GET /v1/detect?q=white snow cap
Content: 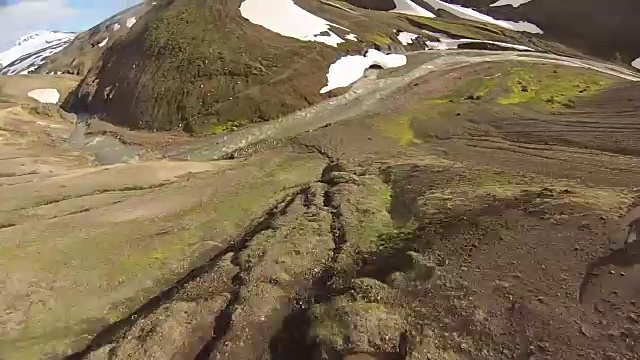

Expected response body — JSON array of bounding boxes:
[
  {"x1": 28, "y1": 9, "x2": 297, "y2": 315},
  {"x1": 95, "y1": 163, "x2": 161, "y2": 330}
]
[
  {"x1": 27, "y1": 89, "x2": 60, "y2": 104},
  {"x1": 239, "y1": 0, "x2": 348, "y2": 47},
  {"x1": 632, "y1": 57, "x2": 640, "y2": 70},
  {"x1": 490, "y1": 0, "x2": 534, "y2": 7},
  {"x1": 397, "y1": 31, "x2": 419, "y2": 45},
  {"x1": 98, "y1": 38, "x2": 109, "y2": 48},
  {"x1": 113, "y1": 23, "x2": 121, "y2": 32},
  {"x1": 392, "y1": 0, "x2": 436, "y2": 18},
  {"x1": 320, "y1": 49, "x2": 407, "y2": 93},
  {"x1": 0, "y1": 31, "x2": 76, "y2": 74},
  {"x1": 126, "y1": 17, "x2": 137, "y2": 28}
]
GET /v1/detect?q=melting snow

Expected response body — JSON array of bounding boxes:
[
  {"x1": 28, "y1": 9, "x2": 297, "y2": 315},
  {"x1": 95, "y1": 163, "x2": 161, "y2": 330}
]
[
  {"x1": 391, "y1": 0, "x2": 436, "y2": 18},
  {"x1": 632, "y1": 58, "x2": 640, "y2": 70},
  {"x1": 320, "y1": 49, "x2": 407, "y2": 93},
  {"x1": 500, "y1": 20, "x2": 543, "y2": 34},
  {"x1": 113, "y1": 23, "x2": 121, "y2": 32},
  {"x1": 490, "y1": 0, "x2": 534, "y2": 7},
  {"x1": 421, "y1": 0, "x2": 542, "y2": 33},
  {"x1": 27, "y1": 89, "x2": 60, "y2": 104},
  {"x1": 425, "y1": 38, "x2": 533, "y2": 51},
  {"x1": 126, "y1": 17, "x2": 137, "y2": 28},
  {"x1": 397, "y1": 31, "x2": 419, "y2": 45},
  {"x1": 98, "y1": 38, "x2": 109, "y2": 48},
  {"x1": 345, "y1": 34, "x2": 358, "y2": 41},
  {"x1": 239, "y1": 0, "x2": 348, "y2": 47}
]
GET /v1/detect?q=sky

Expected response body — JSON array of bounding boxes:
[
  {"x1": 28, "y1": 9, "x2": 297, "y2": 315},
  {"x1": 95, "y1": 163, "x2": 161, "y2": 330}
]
[{"x1": 0, "y1": 0, "x2": 141, "y2": 51}]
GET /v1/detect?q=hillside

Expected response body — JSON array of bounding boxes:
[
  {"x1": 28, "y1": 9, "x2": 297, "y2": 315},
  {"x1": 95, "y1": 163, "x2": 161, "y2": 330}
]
[
  {"x1": 33, "y1": 2, "x2": 154, "y2": 77},
  {"x1": 61, "y1": 0, "x2": 561, "y2": 133},
  {"x1": 436, "y1": 0, "x2": 640, "y2": 67}
]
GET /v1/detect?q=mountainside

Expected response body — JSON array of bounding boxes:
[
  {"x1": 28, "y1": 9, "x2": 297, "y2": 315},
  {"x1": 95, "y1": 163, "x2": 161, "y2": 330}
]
[
  {"x1": 33, "y1": 1, "x2": 154, "y2": 77},
  {"x1": 436, "y1": 0, "x2": 640, "y2": 67},
  {"x1": 0, "y1": 31, "x2": 76, "y2": 75},
  {"x1": 61, "y1": 0, "x2": 583, "y2": 133}
]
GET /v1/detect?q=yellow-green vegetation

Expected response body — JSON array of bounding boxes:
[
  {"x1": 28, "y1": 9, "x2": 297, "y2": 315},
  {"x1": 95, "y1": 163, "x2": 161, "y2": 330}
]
[
  {"x1": 377, "y1": 114, "x2": 420, "y2": 146},
  {"x1": 363, "y1": 32, "x2": 393, "y2": 46},
  {"x1": 497, "y1": 65, "x2": 612, "y2": 108},
  {"x1": 209, "y1": 120, "x2": 247, "y2": 135}
]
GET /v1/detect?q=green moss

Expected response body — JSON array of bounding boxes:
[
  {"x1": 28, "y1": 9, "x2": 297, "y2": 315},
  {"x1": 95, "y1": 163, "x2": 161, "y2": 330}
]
[
  {"x1": 309, "y1": 298, "x2": 403, "y2": 351},
  {"x1": 364, "y1": 32, "x2": 393, "y2": 46},
  {"x1": 209, "y1": 120, "x2": 247, "y2": 135},
  {"x1": 377, "y1": 114, "x2": 420, "y2": 146},
  {"x1": 497, "y1": 66, "x2": 612, "y2": 107}
]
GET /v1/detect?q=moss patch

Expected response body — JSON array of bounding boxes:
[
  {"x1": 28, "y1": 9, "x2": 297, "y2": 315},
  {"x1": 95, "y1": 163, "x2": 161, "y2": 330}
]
[
  {"x1": 376, "y1": 114, "x2": 420, "y2": 146},
  {"x1": 363, "y1": 32, "x2": 393, "y2": 46},
  {"x1": 497, "y1": 65, "x2": 612, "y2": 108},
  {"x1": 309, "y1": 295, "x2": 405, "y2": 354}
]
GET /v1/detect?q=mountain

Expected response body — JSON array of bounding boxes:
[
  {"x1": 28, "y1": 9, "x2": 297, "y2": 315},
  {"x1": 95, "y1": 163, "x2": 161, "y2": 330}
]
[
  {"x1": 0, "y1": 31, "x2": 76, "y2": 75},
  {"x1": 61, "y1": 0, "x2": 581, "y2": 134},
  {"x1": 34, "y1": 1, "x2": 154, "y2": 77},
  {"x1": 429, "y1": 0, "x2": 640, "y2": 66}
]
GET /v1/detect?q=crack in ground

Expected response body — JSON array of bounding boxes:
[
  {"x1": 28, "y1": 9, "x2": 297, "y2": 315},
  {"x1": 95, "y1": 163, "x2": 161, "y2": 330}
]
[
  {"x1": 64, "y1": 188, "x2": 304, "y2": 360},
  {"x1": 194, "y1": 190, "x2": 301, "y2": 360}
]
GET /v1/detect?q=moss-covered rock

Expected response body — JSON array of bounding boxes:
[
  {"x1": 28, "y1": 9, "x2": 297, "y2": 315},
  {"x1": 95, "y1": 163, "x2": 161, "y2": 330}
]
[{"x1": 309, "y1": 296, "x2": 406, "y2": 355}]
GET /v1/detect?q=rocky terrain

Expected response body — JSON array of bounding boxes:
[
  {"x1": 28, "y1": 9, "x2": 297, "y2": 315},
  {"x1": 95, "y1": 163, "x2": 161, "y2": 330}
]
[{"x1": 1, "y1": 1, "x2": 640, "y2": 360}]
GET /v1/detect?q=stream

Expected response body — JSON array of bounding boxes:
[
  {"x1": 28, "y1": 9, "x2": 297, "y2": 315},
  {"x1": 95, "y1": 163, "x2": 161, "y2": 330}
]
[{"x1": 68, "y1": 114, "x2": 140, "y2": 165}]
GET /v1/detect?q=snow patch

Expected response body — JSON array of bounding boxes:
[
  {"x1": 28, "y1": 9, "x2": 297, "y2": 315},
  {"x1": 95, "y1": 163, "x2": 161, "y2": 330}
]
[
  {"x1": 421, "y1": 0, "x2": 543, "y2": 33},
  {"x1": 27, "y1": 89, "x2": 60, "y2": 104},
  {"x1": 345, "y1": 34, "x2": 358, "y2": 41},
  {"x1": 425, "y1": 38, "x2": 534, "y2": 51},
  {"x1": 320, "y1": 49, "x2": 407, "y2": 93},
  {"x1": 632, "y1": 58, "x2": 640, "y2": 70},
  {"x1": 490, "y1": 0, "x2": 534, "y2": 7},
  {"x1": 500, "y1": 20, "x2": 543, "y2": 34},
  {"x1": 239, "y1": 0, "x2": 348, "y2": 47},
  {"x1": 126, "y1": 17, "x2": 137, "y2": 28},
  {"x1": 397, "y1": 31, "x2": 419, "y2": 45},
  {"x1": 113, "y1": 23, "x2": 121, "y2": 32},
  {"x1": 391, "y1": 0, "x2": 436, "y2": 18},
  {"x1": 98, "y1": 38, "x2": 109, "y2": 48}
]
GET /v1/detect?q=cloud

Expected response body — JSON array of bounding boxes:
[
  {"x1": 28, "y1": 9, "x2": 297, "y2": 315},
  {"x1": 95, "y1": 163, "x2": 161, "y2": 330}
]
[{"x1": 0, "y1": 0, "x2": 79, "y2": 51}]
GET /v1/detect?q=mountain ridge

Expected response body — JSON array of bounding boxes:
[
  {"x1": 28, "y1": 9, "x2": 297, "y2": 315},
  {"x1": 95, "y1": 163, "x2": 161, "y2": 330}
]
[{"x1": 0, "y1": 30, "x2": 77, "y2": 74}]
